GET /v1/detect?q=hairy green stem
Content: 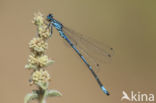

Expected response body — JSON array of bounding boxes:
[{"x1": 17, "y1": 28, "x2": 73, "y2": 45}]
[
  {"x1": 40, "y1": 97, "x2": 46, "y2": 103},
  {"x1": 39, "y1": 89, "x2": 46, "y2": 103}
]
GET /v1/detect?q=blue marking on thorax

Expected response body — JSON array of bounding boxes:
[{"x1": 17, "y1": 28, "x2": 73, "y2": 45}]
[
  {"x1": 53, "y1": 22, "x2": 62, "y2": 30},
  {"x1": 50, "y1": 19, "x2": 63, "y2": 31}
]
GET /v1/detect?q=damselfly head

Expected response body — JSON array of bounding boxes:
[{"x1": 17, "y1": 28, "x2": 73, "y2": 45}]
[{"x1": 47, "y1": 14, "x2": 53, "y2": 21}]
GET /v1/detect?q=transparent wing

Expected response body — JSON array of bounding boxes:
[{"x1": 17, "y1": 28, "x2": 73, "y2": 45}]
[{"x1": 63, "y1": 26, "x2": 114, "y2": 72}]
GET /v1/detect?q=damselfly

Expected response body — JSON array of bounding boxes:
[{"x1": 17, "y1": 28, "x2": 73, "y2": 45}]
[{"x1": 46, "y1": 14, "x2": 114, "y2": 95}]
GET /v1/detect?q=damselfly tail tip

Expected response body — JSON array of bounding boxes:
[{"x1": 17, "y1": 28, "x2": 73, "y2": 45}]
[
  {"x1": 106, "y1": 91, "x2": 110, "y2": 96},
  {"x1": 101, "y1": 86, "x2": 110, "y2": 96}
]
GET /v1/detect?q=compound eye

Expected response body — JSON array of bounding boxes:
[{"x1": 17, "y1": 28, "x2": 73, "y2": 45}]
[
  {"x1": 48, "y1": 14, "x2": 53, "y2": 18},
  {"x1": 47, "y1": 14, "x2": 54, "y2": 21}
]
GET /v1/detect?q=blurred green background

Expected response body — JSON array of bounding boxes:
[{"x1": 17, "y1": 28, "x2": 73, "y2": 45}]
[{"x1": 0, "y1": 0, "x2": 155, "y2": 103}]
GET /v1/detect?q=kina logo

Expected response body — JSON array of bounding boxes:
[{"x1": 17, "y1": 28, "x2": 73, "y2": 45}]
[{"x1": 121, "y1": 90, "x2": 154, "y2": 102}]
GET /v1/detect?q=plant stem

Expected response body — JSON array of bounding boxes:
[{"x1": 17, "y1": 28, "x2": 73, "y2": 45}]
[
  {"x1": 39, "y1": 88, "x2": 46, "y2": 103},
  {"x1": 40, "y1": 97, "x2": 46, "y2": 103}
]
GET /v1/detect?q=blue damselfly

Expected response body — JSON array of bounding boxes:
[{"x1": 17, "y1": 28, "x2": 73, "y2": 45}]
[{"x1": 46, "y1": 14, "x2": 114, "y2": 95}]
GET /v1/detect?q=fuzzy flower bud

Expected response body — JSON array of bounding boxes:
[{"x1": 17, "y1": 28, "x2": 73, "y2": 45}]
[
  {"x1": 32, "y1": 12, "x2": 44, "y2": 26},
  {"x1": 38, "y1": 25, "x2": 51, "y2": 39},
  {"x1": 38, "y1": 25, "x2": 47, "y2": 34},
  {"x1": 32, "y1": 69, "x2": 50, "y2": 84},
  {"x1": 29, "y1": 37, "x2": 48, "y2": 53},
  {"x1": 27, "y1": 54, "x2": 54, "y2": 68}
]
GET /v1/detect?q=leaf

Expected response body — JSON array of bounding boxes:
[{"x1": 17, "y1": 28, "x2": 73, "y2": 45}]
[
  {"x1": 25, "y1": 64, "x2": 37, "y2": 70},
  {"x1": 46, "y1": 90, "x2": 62, "y2": 97},
  {"x1": 47, "y1": 59, "x2": 55, "y2": 65},
  {"x1": 24, "y1": 91, "x2": 38, "y2": 103},
  {"x1": 36, "y1": 82, "x2": 48, "y2": 90}
]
